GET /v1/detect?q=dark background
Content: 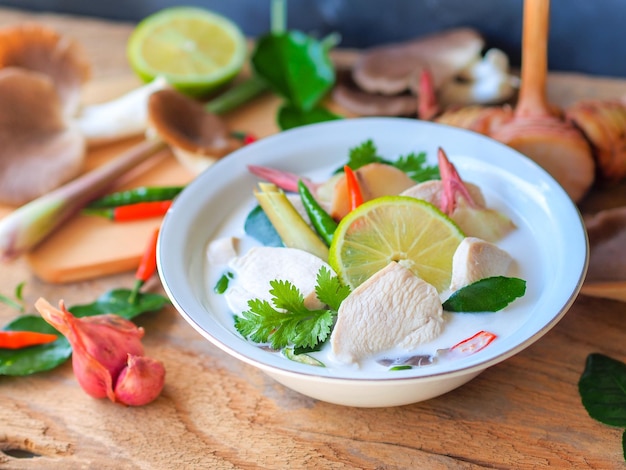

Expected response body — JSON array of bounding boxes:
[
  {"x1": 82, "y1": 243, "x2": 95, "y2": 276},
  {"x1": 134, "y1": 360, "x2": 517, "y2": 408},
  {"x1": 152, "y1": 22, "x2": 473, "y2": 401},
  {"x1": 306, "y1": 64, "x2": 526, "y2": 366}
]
[{"x1": 1, "y1": 0, "x2": 625, "y2": 77}]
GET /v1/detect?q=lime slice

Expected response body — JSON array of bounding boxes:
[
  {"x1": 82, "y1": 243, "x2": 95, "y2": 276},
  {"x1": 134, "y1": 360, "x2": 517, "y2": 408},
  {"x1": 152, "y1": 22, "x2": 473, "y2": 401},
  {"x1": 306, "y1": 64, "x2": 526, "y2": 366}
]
[
  {"x1": 329, "y1": 196, "x2": 465, "y2": 292},
  {"x1": 127, "y1": 7, "x2": 247, "y2": 96}
]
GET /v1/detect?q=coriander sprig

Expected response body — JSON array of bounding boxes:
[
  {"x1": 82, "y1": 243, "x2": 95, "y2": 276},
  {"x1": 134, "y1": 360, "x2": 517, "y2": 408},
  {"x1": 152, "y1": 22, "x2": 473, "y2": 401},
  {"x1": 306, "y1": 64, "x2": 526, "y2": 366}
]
[
  {"x1": 340, "y1": 139, "x2": 439, "y2": 182},
  {"x1": 234, "y1": 267, "x2": 350, "y2": 350}
]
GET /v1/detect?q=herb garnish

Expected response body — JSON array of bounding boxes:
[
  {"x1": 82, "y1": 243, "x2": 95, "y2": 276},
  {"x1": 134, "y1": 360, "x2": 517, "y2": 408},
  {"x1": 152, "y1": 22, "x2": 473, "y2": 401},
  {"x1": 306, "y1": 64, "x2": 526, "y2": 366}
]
[
  {"x1": 443, "y1": 277, "x2": 527, "y2": 312},
  {"x1": 250, "y1": 0, "x2": 341, "y2": 130},
  {"x1": 235, "y1": 266, "x2": 350, "y2": 350},
  {"x1": 579, "y1": 353, "x2": 626, "y2": 461},
  {"x1": 341, "y1": 139, "x2": 440, "y2": 182}
]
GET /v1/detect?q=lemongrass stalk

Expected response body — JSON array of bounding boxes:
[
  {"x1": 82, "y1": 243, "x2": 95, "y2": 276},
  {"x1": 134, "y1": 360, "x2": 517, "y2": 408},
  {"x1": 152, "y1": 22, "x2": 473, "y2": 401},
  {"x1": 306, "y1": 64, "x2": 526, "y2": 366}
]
[
  {"x1": 0, "y1": 138, "x2": 167, "y2": 261},
  {"x1": 254, "y1": 183, "x2": 329, "y2": 261}
]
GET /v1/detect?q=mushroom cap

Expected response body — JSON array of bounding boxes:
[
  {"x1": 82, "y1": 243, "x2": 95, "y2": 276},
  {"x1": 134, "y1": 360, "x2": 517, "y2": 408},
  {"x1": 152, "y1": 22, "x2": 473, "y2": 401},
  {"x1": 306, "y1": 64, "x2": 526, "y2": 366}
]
[
  {"x1": 0, "y1": 22, "x2": 91, "y2": 117},
  {"x1": 148, "y1": 89, "x2": 241, "y2": 173},
  {"x1": 352, "y1": 28, "x2": 484, "y2": 96},
  {"x1": 0, "y1": 67, "x2": 85, "y2": 205},
  {"x1": 331, "y1": 69, "x2": 417, "y2": 117}
]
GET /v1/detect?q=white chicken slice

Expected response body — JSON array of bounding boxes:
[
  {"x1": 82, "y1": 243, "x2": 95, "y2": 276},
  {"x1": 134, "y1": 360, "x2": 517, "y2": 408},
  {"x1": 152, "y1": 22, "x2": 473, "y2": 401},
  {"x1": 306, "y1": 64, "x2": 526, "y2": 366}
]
[
  {"x1": 206, "y1": 236, "x2": 238, "y2": 265},
  {"x1": 224, "y1": 246, "x2": 331, "y2": 315},
  {"x1": 330, "y1": 262, "x2": 444, "y2": 365},
  {"x1": 449, "y1": 237, "x2": 513, "y2": 291}
]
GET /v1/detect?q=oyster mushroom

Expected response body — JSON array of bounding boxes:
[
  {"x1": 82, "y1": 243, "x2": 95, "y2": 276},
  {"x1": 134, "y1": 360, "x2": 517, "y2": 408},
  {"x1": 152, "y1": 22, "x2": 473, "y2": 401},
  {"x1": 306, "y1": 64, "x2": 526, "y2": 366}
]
[
  {"x1": 332, "y1": 69, "x2": 418, "y2": 117},
  {"x1": 0, "y1": 23, "x2": 90, "y2": 117},
  {"x1": 352, "y1": 28, "x2": 484, "y2": 96},
  {"x1": 438, "y1": 48, "x2": 519, "y2": 107},
  {"x1": 0, "y1": 67, "x2": 85, "y2": 205},
  {"x1": 147, "y1": 88, "x2": 243, "y2": 174}
]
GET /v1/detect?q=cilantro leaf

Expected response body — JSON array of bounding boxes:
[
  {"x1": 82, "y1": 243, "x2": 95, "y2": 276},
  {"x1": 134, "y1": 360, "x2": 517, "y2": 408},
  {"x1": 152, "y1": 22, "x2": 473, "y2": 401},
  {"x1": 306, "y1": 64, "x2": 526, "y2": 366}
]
[
  {"x1": 234, "y1": 268, "x2": 349, "y2": 350},
  {"x1": 344, "y1": 139, "x2": 389, "y2": 170},
  {"x1": 315, "y1": 266, "x2": 351, "y2": 311},
  {"x1": 340, "y1": 139, "x2": 438, "y2": 182},
  {"x1": 394, "y1": 151, "x2": 440, "y2": 182}
]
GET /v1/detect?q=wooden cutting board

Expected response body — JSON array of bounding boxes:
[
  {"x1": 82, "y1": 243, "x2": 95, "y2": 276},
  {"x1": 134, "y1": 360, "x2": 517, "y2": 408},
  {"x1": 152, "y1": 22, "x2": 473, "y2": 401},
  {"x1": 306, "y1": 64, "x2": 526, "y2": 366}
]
[{"x1": 0, "y1": 76, "x2": 283, "y2": 283}]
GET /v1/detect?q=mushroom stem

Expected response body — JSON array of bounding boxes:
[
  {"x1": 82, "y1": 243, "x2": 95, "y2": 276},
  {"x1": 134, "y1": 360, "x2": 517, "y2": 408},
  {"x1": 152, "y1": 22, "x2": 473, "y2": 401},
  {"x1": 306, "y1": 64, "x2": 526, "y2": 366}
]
[
  {"x1": 76, "y1": 77, "x2": 169, "y2": 146},
  {"x1": 0, "y1": 138, "x2": 167, "y2": 261}
]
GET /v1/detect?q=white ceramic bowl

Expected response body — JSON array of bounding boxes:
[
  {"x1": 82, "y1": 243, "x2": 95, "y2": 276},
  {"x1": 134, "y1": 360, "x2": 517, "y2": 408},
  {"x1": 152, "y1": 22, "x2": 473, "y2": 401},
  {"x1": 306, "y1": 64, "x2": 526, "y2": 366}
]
[{"x1": 158, "y1": 117, "x2": 588, "y2": 407}]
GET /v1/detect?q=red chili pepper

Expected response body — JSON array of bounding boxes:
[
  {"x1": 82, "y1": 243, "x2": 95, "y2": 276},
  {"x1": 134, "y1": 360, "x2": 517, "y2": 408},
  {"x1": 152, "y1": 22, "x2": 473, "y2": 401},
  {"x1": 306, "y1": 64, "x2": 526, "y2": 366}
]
[
  {"x1": 344, "y1": 165, "x2": 364, "y2": 211},
  {"x1": 0, "y1": 330, "x2": 58, "y2": 349},
  {"x1": 450, "y1": 330, "x2": 497, "y2": 356},
  {"x1": 110, "y1": 200, "x2": 172, "y2": 222},
  {"x1": 129, "y1": 228, "x2": 160, "y2": 304},
  {"x1": 243, "y1": 133, "x2": 257, "y2": 145},
  {"x1": 231, "y1": 130, "x2": 258, "y2": 145}
]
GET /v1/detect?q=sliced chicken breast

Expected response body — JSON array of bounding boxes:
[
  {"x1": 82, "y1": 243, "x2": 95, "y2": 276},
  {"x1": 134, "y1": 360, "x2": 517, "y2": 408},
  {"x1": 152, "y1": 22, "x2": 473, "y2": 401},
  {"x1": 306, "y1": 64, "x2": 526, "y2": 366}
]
[
  {"x1": 330, "y1": 262, "x2": 444, "y2": 365},
  {"x1": 224, "y1": 246, "x2": 331, "y2": 314},
  {"x1": 449, "y1": 237, "x2": 513, "y2": 291}
]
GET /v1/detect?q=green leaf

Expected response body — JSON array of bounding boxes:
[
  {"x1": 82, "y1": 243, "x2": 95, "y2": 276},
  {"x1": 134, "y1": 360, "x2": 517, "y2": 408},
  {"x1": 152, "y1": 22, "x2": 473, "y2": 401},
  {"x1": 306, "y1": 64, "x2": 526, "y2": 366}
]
[
  {"x1": 344, "y1": 139, "x2": 388, "y2": 170},
  {"x1": 277, "y1": 104, "x2": 342, "y2": 130},
  {"x1": 0, "y1": 289, "x2": 169, "y2": 376},
  {"x1": 394, "y1": 152, "x2": 440, "y2": 182},
  {"x1": 251, "y1": 31, "x2": 335, "y2": 112},
  {"x1": 315, "y1": 266, "x2": 351, "y2": 311},
  {"x1": 0, "y1": 316, "x2": 71, "y2": 376},
  {"x1": 244, "y1": 205, "x2": 283, "y2": 247},
  {"x1": 443, "y1": 277, "x2": 526, "y2": 312},
  {"x1": 234, "y1": 274, "x2": 339, "y2": 350},
  {"x1": 579, "y1": 353, "x2": 626, "y2": 427},
  {"x1": 339, "y1": 140, "x2": 438, "y2": 181},
  {"x1": 68, "y1": 289, "x2": 169, "y2": 320}
]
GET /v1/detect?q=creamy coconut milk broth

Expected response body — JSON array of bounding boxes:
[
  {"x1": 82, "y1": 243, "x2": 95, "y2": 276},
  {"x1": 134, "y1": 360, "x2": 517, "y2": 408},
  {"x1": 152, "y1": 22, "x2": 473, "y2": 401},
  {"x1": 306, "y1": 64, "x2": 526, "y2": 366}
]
[{"x1": 202, "y1": 159, "x2": 544, "y2": 375}]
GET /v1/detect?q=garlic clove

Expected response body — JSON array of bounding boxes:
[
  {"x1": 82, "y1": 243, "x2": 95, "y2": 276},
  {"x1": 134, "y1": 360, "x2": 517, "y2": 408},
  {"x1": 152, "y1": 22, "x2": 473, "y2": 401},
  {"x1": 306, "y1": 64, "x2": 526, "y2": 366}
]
[{"x1": 113, "y1": 354, "x2": 166, "y2": 406}]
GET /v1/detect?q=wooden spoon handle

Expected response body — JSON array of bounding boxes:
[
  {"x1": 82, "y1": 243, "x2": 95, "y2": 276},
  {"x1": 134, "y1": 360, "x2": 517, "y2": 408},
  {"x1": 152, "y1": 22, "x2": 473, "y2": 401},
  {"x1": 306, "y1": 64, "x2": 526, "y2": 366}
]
[{"x1": 516, "y1": 0, "x2": 551, "y2": 117}]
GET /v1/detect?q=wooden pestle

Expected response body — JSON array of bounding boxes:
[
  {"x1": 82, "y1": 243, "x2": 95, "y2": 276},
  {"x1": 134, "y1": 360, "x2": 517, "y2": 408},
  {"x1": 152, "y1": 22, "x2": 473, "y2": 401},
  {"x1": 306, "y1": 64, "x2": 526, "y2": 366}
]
[{"x1": 491, "y1": 0, "x2": 595, "y2": 202}]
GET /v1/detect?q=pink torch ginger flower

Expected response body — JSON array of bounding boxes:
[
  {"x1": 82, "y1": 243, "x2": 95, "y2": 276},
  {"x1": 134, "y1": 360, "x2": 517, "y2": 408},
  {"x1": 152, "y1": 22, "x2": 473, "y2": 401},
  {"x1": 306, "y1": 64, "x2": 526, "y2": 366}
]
[{"x1": 35, "y1": 297, "x2": 165, "y2": 406}]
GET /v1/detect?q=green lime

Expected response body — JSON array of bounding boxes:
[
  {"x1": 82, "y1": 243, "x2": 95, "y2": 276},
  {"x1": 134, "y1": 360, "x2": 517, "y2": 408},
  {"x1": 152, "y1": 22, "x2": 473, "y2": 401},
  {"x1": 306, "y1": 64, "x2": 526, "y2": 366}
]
[
  {"x1": 329, "y1": 196, "x2": 465, "y2": 292},
  {"x1": 127, "y1": 7, "x2": 247, "y2": 96}
]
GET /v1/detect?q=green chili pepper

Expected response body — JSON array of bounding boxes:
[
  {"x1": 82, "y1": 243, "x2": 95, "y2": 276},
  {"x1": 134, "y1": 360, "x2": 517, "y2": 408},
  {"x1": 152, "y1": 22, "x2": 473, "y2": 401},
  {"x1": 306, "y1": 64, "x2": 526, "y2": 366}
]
[
  {"x1": 87, "y1": 186, "x2": 185, "y2": 209},
  {"x1": 297, "y1": 180, "x2": 337, "y2": 246}
]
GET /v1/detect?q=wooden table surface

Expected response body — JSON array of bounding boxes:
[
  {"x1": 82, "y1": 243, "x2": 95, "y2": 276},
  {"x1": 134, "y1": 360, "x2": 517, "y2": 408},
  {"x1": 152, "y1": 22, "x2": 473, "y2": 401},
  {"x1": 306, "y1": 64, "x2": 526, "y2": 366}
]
[{"x1": 1, "y1": 7, "x2": 626, "y2": 470}]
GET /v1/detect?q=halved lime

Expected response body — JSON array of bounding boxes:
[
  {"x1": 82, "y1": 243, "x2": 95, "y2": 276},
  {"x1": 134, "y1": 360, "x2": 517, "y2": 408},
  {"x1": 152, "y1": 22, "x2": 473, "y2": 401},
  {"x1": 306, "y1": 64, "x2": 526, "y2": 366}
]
[
  {"x1": 329, "y1": 196, "x2": 465, "y2": 292},
  {"x1": 127, "y1": 7, "x2": 247, "y2": 96}
]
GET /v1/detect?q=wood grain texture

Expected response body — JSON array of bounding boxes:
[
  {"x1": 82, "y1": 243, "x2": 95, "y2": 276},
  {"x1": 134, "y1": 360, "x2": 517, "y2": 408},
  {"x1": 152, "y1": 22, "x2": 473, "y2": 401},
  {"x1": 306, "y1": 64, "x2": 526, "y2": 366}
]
[{"x1": 1, "y1": 7, "x2": 626, "y2": 470}]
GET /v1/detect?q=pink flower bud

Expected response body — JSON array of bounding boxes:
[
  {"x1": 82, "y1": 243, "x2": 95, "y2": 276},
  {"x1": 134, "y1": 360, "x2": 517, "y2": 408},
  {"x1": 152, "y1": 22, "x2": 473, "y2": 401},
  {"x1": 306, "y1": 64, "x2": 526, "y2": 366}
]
[
  {"x1": 35, "y1": 298, "x2": 159, "y2": 403},
  {"x1": 114, "y1": 354, "x2": 166, "y2": 406}
]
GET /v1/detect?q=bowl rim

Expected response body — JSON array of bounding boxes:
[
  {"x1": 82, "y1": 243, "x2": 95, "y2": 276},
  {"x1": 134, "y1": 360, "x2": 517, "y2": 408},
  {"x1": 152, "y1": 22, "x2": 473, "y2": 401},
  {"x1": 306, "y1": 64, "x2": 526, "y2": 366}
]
[{"x1": 158, "y1": 116, "x2": 589, "y2": 383}]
